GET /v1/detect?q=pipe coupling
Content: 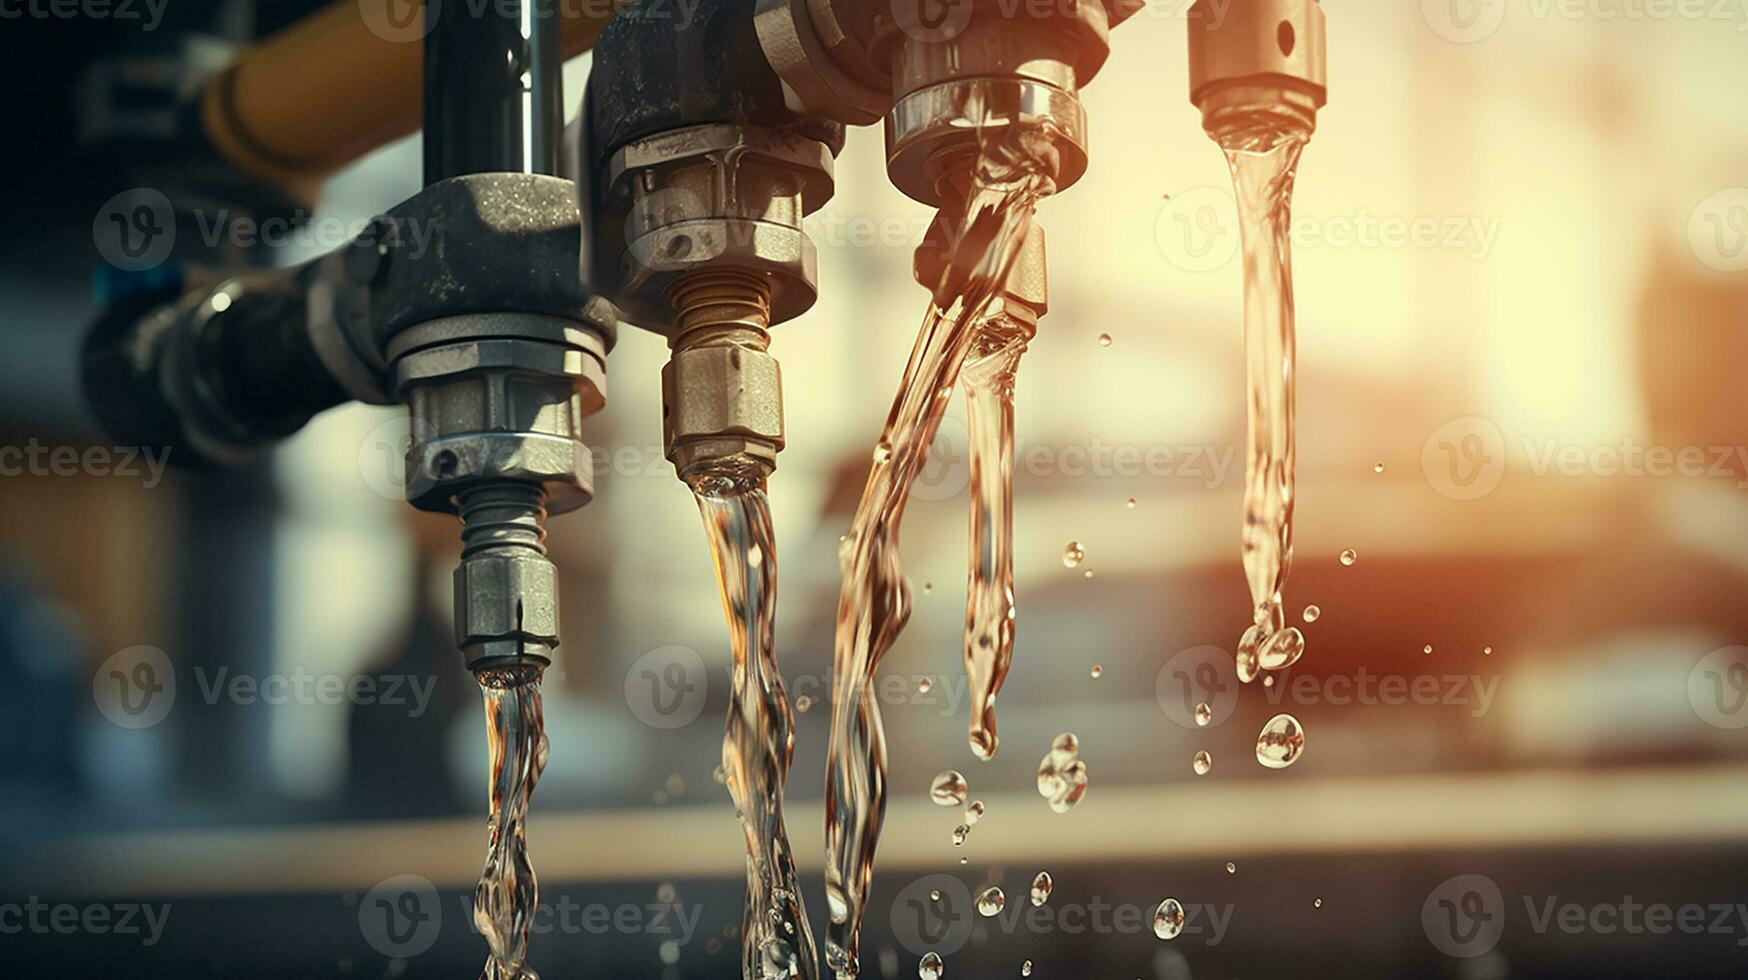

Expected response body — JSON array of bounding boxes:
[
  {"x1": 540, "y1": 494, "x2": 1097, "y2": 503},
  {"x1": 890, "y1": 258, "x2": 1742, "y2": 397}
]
[
  {"x1": 597, "y1": 123, "x2": 836, "y2": 333},
  {"x1": 388, "y1": 311, "x2": 610, "y2": 516},
  {"x1": 663, "y1": 271, "x2": 785, "y2": 485}
]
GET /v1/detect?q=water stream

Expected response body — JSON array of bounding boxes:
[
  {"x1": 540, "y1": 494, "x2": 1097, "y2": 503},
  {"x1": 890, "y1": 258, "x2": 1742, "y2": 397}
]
[
  {"x1": 961, "y1": 316, "x2": 1031, "y2": 761},
  {"x1": 823, "y1": 132, "x2": 1058, "y2": 980},
  {"x1": 1222, "y1": 130, "x2": 1311, "y2": 684},
  {"x1": 473, "y1": 666, "x2": 549, "y2": 980},
  {"x1": 692, "y1": 474, "x2": 818, "y2": 980}
]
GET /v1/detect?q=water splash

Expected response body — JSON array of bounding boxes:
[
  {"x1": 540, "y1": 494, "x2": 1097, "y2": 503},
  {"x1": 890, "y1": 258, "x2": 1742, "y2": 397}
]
[
  {"x1": 823, "y1": 131, "x2": 1059, "y2": 980},
  {"x1": 1222, "y1": 131, "x2": 1310, "y2": 684},
  {"x1": 693, "y1": 475, "x2": 818, "y2": 980},
  {"x1": 474, "y1": 666, "x2": 549, "y2": 980}
]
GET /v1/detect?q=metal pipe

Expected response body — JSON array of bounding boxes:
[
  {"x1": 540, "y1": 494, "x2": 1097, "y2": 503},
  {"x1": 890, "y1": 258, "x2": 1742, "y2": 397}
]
[
  {"x1": 200, "y1": 0, "x2": 615, "y2": 193},
  {"x1": 423, "y1": 0, "x2": 564, "y2": 183}
]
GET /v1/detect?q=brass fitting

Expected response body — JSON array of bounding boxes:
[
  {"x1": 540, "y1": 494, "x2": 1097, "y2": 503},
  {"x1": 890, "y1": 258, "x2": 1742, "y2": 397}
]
[
  {"x1": 663, "y1": 271, "x2": 786, "y2": 485},
  {"x1": 1188, "y1": 0, "x2": 1328, "y2": 143}
]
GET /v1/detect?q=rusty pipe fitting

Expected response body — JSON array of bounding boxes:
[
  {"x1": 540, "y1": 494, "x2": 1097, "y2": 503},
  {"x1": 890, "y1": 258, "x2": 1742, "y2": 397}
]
[{"x1": 662, "y1": 271, "x2": 786, "y2": 484}]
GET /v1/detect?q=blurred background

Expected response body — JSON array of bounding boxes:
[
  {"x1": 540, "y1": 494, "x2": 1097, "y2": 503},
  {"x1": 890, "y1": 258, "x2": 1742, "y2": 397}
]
[{"x1": 3, "y1": 1, "x2": 1748, "y2": 977}]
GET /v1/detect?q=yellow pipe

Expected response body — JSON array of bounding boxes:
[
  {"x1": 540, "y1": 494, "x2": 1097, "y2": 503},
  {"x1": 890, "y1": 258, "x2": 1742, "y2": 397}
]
[{"x1": 201, "y1": 0, "x2": 617, "y2": 198}]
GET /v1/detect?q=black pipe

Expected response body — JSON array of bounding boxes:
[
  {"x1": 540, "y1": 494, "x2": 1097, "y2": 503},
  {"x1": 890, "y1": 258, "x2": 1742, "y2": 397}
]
[{"x1": 423, "y1": 0, "x2": 563, "y2": 183}]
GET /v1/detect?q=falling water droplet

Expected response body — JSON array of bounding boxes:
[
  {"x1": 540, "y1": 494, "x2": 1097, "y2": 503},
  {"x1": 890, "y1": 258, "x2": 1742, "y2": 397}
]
[
  {"x1": 1082, "y1": 569, "x2": 1094, "y2": 580},
  {"x1": 931, "y1": 770, "x2": 969, "y2": 807},
  {"x1": 920, "y1": 951, "x2": 945, "y2": 980},
  {"x1": 922, "y1": 581, "x2": 934, "y2": 594},
  {"x1": 952, "y1": 825, "x2": 970, "y2": 846},
  {"x1": 965, "y1": 800, "x2": 985, "y2": 826},
  {"x1": 1125, "y1": 497, "x2": 1138, "y2": 509},
  {"x1": 1259, "y1": 627, "x2": 1306, "y2": 671},
  {"x1": 1374, "y1": 462, "x2": 1385, "y2": 474},
  {"x1": 1302, "y1": 604, "x2": 1321, "y2": 623},
  {"x1": 1313, "y1": 898, "x2": 1323, "y2": 909},
  {"x1": 1423, "y1": 645, "x2": 1434, "y2": 655},
  {"x1": 1225, "y1": 862, "x2": 1236, "y2": 874},
  {"x1": 1194, "y1": 703, "x2": 1212, "y2": 727},
  {"x1": 1089, "y1": 665, "x2": 1103, "y2": 679},
  {"x1": 1029, "y1": 872, "x2": 1053, "y2": 907},
  {"x1": 1035, "y1": 733, "x2": 1089, "y2": 813},
  {"x1": 1021, "y1": 960, "x2": 1033, "y2": 977},
  {"x1": 1097, "y1": 333, "x2": 1113, "y2": 348},
  {"x1": 1339, "y1": 548, "x2": 1358, "y2": 567},
  {"x1": 1256, "y1": 713, "x2": 1306, "y2": 769},
  {"x1": 976, "y1": 887, "x2": 1006, "y2": 917},
  {"x1": 1153, "y1": 899, "x2": 1187, "y2": 940},
  {"x1": 919, "y1": 676, "x2": 934, "y2": 694},
  {"x1": 1483, "y1": 646, "x2": 1494, "y2": 655},
  {"x1": 1263, "y1": 675, "x2": 1275, "y2": 688},
  {"x1": 931, "y1": 890, "x2": 941, "y2": 902},
  {"x1": 796, "y1": 695, "x2": 814, "y2": 714},
  {"x1": 1192, "y1": 751, "x2": 1212, "y2": 776},
  {"x1": 1062, "y1": 542, "x2": 1085, "y2": 569},
  {"x1": 1236, "y1": 625, "x2": 1263, "y2": 684}
]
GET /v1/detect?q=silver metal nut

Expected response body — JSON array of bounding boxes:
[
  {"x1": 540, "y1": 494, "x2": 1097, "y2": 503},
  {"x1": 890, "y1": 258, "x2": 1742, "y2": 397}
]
[
  {"x1": 454, "y1": 553, "x2": 559, "y2": 649},
  {"x1": 662, "y1": 344, "x2": 784, "y2": 453}
]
